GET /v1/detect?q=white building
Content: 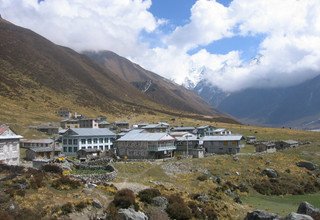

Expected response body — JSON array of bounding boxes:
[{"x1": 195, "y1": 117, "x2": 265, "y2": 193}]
[
  {"x1": 61, "y1": 128, "x2": 116, "y2": 156},
  {"x1": 0, "y1": 125, "x2": 23, "y2": 165}
]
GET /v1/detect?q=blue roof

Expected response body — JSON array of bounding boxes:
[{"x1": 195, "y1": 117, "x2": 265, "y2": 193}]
[{"x1": 117, "y1": 132, "x2": 174, "y2": 141}]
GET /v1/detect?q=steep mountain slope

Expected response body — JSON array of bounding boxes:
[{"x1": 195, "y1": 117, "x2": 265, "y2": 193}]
[
  {"x1": 85, "y1": 51, "x2": 216, "y2": 115},
  {"x1": 0, "y1": 18, "x2": 236, "y2": 125},
  {"x1": 195, "y1": 74, "x2": 320, "y2": 128}
]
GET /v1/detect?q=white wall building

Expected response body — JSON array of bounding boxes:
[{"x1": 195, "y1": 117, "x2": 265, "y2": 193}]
[
  {"x1": 0, "y1": 125, "x2": 23, "y2": 165},
  {"x1": 61, "y1": 128, "x2": 116, "y2": 156}
]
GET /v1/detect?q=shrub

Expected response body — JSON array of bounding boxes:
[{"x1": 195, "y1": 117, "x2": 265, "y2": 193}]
[
  {"x1": 138, "y1": 188, "x2": 161, "y2": 204},
  {"x1": 61, "y1": 202, "x2": 73, "y2": 215},
  {"x1": 75, "y1": 201, "x2": 89, "y2": 212},
  {"x1": 112, "y1": 189, "x2": 136, "y2": 209},
  {"x1": 51, "y1": 176, "x2": 81, "y2": 190},
  {"x1": 197, "y1": 174, "x2": 208, "y2": 182},
  {"x1": 203, "y1": 206, "x2": 218, "y2": 220},
  {"x1": 188, "y1": 201, "x2": 205, "y2": 219},
  {"x1": 30, "y1": 172, "x2": 46, "y2": 189},
  {"x1": 166, "y1": 201, "x2": 192, "y2": 220},
  {"x1": 42, "y1": 164, "x2": 63, "y2": 174},
  {"x1": 0, "y1": 210, "x2": 13, "y2": 220}
]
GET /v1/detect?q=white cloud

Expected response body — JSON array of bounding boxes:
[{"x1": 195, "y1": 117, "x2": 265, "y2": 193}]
[{"x1": 1, "y1": 0, "x2": 320, "y2": 92}]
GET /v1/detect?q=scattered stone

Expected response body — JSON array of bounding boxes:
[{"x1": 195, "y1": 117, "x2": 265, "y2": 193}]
[
  {"x1": 117, "y1": 208, "x2": 148, "y2": 220},
  {"x1": 266, "y1": 160, "x2": 271, "y2": 165},
  {"x1": 234, "y1": 196, "x2": 242, "y2": 204},
  {"x1": 233, "y1": 156, "x2": 239, "y2": 162},
  {"x1": 245, "y1": 210, "x2": 280, "y2": 220},
  {"x1": 236, "y1": 171, "x2": 240, "y2": 176},
  {"x1": 296, "y1": 161, "x2": 318, "y2": 171},
  {"x1": 297, "y1": 202, "x2": 320, "y2": 219},
  {"x1": 261, "y1": 168, "x2": 278, "y2": 178},
  {"x1": 87, "y1": 183, "x2": 97, "y2": 189},
  {"x1": 92, "y1": 200, "x2": 103, "y2": 209},
  {"x1": 225, "y1": 172, "x2": 231, "y2": 176},
  {"x1": 196, "y1": 194, "x2": 211, "y2": 203},
  {"x1": 284, "y1": 212, "x2": 313, "y2": 220},
  {"x1": 151, "y1": 196, "x2": 168, "y2": 209},
  {"x1": 224, "y1": 189, "x2": 236, "y2": 198}
]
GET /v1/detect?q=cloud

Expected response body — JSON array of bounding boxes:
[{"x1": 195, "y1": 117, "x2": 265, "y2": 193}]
[
  {"x1": 1, "y1": 0, "x2": 320, "y2": 92},
  {"x1": 0, "y1": 0, "x2": 158, "y2": 56}
]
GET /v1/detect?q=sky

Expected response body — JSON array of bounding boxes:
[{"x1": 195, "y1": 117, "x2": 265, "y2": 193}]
[{"x1": 1, "y1": 0, "x2": 320, "y2": 92}]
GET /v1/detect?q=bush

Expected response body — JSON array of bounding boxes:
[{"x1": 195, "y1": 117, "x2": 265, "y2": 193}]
[
  {"x1": 188, "y1": 201, "x2": 205, "y2": 219},
  {"x1": 75, "y1": 201, "x2": 89, "y2": 212},
  {"x1": 203, "y1": 206, "x2": 218, "y2": 220},
  {"x1": 30, "y1": 172, "x2": 46, "y2": 189},
  {"x1": 0, "y1": 210, "x2": 13, "y2": 220},
  {"x1": 42, "y1": 164, "x2": 63, "y2": 174},
  {"x1": 51, "y1": 176, "x2": 81, "y2": 190},
  {"x1": 166, "y1": 201, "x2": 192, "y2": 220},
  {"x1": 113, "y1": 189, "x2": 136, "y2": 209},
  {"x1": 61, "y1": 202, "x2": 73, "y2": 215},
  {"x1": 197, "y1": 174, "x2": 209, "y2": 182},
  {"x1": 138, "y1": 188, "x2": 161, "y2": 204}
]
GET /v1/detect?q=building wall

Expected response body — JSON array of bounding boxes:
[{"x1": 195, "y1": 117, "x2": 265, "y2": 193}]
[
  {"x1": 62, "y1": 135, "x2": 115, "y2": 156},
  {"x1": 21, "y1": 142, "x2": 53, "y2": 148},
  {"x1": 116, "y1": 141, "x2": 149, "y2": 159},
  {"x1": 0, "y1": 139, "x2": 20, "y2": 165},
  {"x1": 203, "y1": 140, "x2": 240, "y2": 154}
]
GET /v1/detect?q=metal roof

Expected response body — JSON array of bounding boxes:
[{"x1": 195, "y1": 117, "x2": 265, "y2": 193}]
[
  {"x1": 197, "y1": 125, "x2": 214, "y2": 129},
  {"x1": 117, "y1": 132, "x2": 174, "y2": 141},
  {"x1": 171, "y1": 127, "x2": 195, "y2": 131},
  {"x1": 77, "y1": 148, "x2": 101, "y2": 153},
  {"x1": 66, "y1": 128, "x2": 116, "y2": 137},
  {"x1": 202, "y1": 135, "x2": 244, "y2": 141},
  {"x1": 283, "y1": 140, "x2": 299, "y2": 144},
  {"x1": 29, "y1": 146, "x2": 62, "y2": 153},
  {"x1": 21, "y1": 139, "x2": 54, "y2": 144},
  {"x1": 142, "y1": 124, "x2": 168, "y2": 129}
]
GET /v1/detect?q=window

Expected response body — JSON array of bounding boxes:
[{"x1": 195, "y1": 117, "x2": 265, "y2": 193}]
[
  {"x1": 104, "y1": 138, "x2": 108, "y2": 143},
  {"x1": 68, "y1": 147, "x2": 72, "y2": 152},
  {"x1": 81, "y1": 139, "x2": 86, "y2": 144},
  {"x1": 68, "y1": 139, "x2": 72, "y2": 145},
  {"x1": 63, "y1": 139, "x2": 67, "y2": 145},
  {"x1": 73, "y1": 139, "x2": 78, "y2": 145},
  {"x1": 63, "y1": 147, "x2": 67, "y2": 152},
  {"x1": 232, "y1": 141, "x2": 237, "y2": 146},
  {"x1": 88, "y1": 146, "x2": 92, "y2": 149},
  {"x1": 99, "y1": 146, "x2": 104, "y2": 150},
  {"x1": 94, "y1": 146, "x2": 98, "y2": 149},
  {"x1": 93, "y1": 138, "x2": 98, "y2": 144},
  {"x1": 0, "y1": 146, "x2": 3, "y2": 153},
  {"x1": 99, "y1": 138, "x2": 103, "y2": 143},
  {"x1": 73, "y1": 147, "x2": 78, "y2": 152},
  {"x1": 87, "y1": 139, "x2": 92, "y2": 144},
  {"x1": 223, "y1": 141, "x2": 228, "y2": 146},
  {"x1": 81, "y1": 147, "x2": 85, "y2": 149}
]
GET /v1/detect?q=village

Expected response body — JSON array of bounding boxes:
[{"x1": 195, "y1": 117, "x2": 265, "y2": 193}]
[{"x1": 0, "y1": 107, "x2": 302, "y2": 169}]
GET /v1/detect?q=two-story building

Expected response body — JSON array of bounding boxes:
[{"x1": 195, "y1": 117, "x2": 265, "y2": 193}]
[
  {"x1": 171, "y1": 126, "x2": 196, "y2": 133},
  {"x1": 20, "y1": 139, "x2": 54, "y2": 148},
  {"x1": 196, "y1": 125, "x2": 216, "y2": 137},
  {"x1": 78, "y1": 118, "x2": 99, "y2": 128},
  {"x1": 141, "y1": 123, "x2": 169, "y2": 133},
  {"x1": 61, "y1": 128, "x2": 116, "y2": 156},
  {"x1": 202, "y1": 135, "x2": 244, "y2": 154},
  {"x1": 116, "y1": 132, "x2": 176, "y2": 159},
  {"x1": 0, "y1": 125, "x2": 23, "y2": 165}
]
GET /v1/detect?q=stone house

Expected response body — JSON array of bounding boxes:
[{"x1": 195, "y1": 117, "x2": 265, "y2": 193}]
[
  {"x1": 77, "y1": 149, "x2": 101, "y2": 162},
  {"x1": 171, "y1": 132, "x2": 200, "y2": 156},
  {"x1": 20, "y1": 139, "x2": 54, "y2": 148},
  {"x1": 31, "y1": 124, "x2": 59, "y2": 135},
  {"x1": 196, "y1": 125, "x2": 216, "y2": 137},
  {"x1": 246, "y1": 136, "x2": 257, "y2": 144},
  {"x1": 57, "y1": 107, "x2": 72, "y2": 118},
  {"x1": 202, "y1": 135, "x2": 244, "y2": 154},
  {"x1": 255, "y1": 142, "x2": 276, "y2": 153},
  {"x1": 116, "y1": 132, "x2": 176, "y2": 159},
  {"x1": 113, "y1": 121, "x2": 130, "y2": 130},
  {"x1": 60, "y1": 119, "x2": 80, "y2": 129},
  {"x1": 171, "y1": 126, "x2": 196, "y2": 133},
  {"x1": 275, "y1": 140, "x2": 299, "y2": 150},
  {"x1": 61, "y1": 128, "x2": 116, "y2": 156},
  {"x1": 26, "y1": 146, "x2": 62, "y2": 161},
  {"x1": 141, "y1": 123, "x2": 169, "y2": 133},
  {"x1": 79, "y1": 118, "x2": 99, "y2": 128},
  {"x1": 213, "y1": 128, "x2": 232, "y2": 135},
  {"x1": 0, "y1": 125, "x2": 23, "y2": 165}
]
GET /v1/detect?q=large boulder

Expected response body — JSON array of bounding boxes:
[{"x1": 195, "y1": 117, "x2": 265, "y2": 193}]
[
  {"x1": 284, "y1": 212, "x2": 313, "y2": 220},
  {"x1": 297, "y1": 202, "x2": 320, "y2": 219},
  {"x1": 151, "y1": 196, "x2": 168, "y2": 209},
  {"x1": 261, "y1": 168, "x2": 278, "y2": 178},
  {"x1": 245, "y1": 210, "x2": 280, "y2": 220},
  {"x1": 296, "y1": 161, "x2": 318, "y2": 171},
  {"x1": 117, "y1": 208, "x2": 148, "y2": 220}
]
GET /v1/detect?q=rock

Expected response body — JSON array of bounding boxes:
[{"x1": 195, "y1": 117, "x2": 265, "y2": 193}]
[
  {"x1": 196, "y1": 194, "x2": 211, "y2": 203},
  {"x1": 151, "y1": 196, "x2": 168, "y2": 209},
  {"x1": 245, "y1": 210, "x2": 280, "y2": 220},
  {"x1": 117, "y1": 208, "x2": 148, "y2": 220},
  {"x1": 233, "y1": 156, "x2": 239, "y2": 162},
  {"x1": 87, "y1": 183, "x2": 97, "y2": 189},
  {"x1": 297, "y1": 202, "x2": 320, "y2": 219},
  {"x1": 296, "y1": 161, "x2": 318, "y2": 171},
  {"x1": 92, "y1": 200, "x2": 103, "y2": 209},
  {"x1": 284, "y1": 212, "x2": 313, "y2": 220},
  {"x1": 234, "y1": 196, "x2": 242, "y2": 204},
  {"x1": 261, "y1": 168, "x2": 278, "y2": 178}
]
